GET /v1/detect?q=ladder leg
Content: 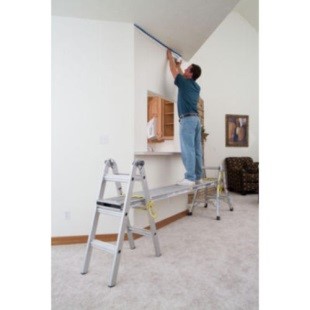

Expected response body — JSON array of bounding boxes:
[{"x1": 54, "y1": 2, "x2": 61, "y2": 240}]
[
  {"x1": 81, "y1": 209, "x2": 100, "y2": 274},
  {"x1": 126, "y1": 217, "x2": 135, "y2": 250},
  {"x1": 146, "y1": 211, "x2": 161, "y2": 257},
  {"x1": 215, "y1": 196, "x2": 221, "y2": 220},
  {"x1": 110, "y1": 159, "x2": 124, "y2": 196},
  {"x1": 108, "y1": 240, "x2": 124, "y2": 287},
  {"x1": 188, "y1": 189, "x2": 198, "y2": 215},
  {"x1": 108, "y1": 164, "x2": 137, "y2": 287},
  {"x1": 216, "y1": 176, "x2": 221, "y2": 220},
  {"x1": 137, "y1": 162, "x2": 161, "y2": 257},
  {"x1": 108, "y1": 212, "x2": 131, "y2": 287},
  {"x1": 222, "y1": 169, "x2": 233, "y2": 211}
]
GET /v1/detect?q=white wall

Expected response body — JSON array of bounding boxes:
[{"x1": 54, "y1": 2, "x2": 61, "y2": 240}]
[
  {"x1": 52, "y1": 17, "x2": 134, "y2": 236},
  {"x1": 190, "y1": 12, "x2": 259, "y2": 166}
]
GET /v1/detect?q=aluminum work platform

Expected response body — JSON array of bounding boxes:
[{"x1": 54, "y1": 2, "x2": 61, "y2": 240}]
[
  {"x1": 81, "y1": 159, "x2": 224, "y2": 287},
  {"x1": 97, "y1": 181, "x2": 216, "y2": 209}
]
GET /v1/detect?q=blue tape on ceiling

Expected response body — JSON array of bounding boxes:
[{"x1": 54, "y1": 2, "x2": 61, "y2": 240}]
[{"x1": 134, "y1": 24, "x2": 182, "y2": 58}]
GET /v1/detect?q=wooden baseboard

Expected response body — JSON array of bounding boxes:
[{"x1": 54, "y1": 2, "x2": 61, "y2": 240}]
[{"x1": 51, "y1": 210, "x2": 188, "y2": 246}]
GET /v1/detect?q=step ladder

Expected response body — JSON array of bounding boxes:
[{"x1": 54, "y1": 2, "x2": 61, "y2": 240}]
[
  {"x1": 81, "y1": 159, "x2": 161, "y2": 287},
  {"x1": 188, "y1": 165, "x2": 233, "y2": 220}
]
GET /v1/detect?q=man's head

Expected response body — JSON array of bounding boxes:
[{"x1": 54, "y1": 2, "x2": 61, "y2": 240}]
[{"x1": 184, "y1": 64, "x2": 201, "y2": 81}]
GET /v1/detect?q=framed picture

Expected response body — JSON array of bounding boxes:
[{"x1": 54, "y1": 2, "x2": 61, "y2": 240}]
[{"x1": 225, "y1": 114, "x2": 249, "y2": 147}]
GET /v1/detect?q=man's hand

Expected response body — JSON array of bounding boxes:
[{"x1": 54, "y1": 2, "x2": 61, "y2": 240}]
[
  {"x1": 167, "y1": 49, "x2": 180, "y2": 79},
  {"x1": 167, "y1": 49, "x2": 173, "y2": 60},
  {"x1": 175, "y1": 58, "x2": 182, "y2": 67},
  {"x1": 175, "y1": 58, "x2": 183, "y2": 74}
]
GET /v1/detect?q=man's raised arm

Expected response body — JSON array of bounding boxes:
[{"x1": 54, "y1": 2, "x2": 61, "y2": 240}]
[{"x1": 167, "y1": 49, "x2": 182, "y2": 79}]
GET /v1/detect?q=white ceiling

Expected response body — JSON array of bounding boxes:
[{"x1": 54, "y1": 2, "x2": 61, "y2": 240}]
[{"x1": 52, "y1": 0, "x2": 258, "y2": 60}]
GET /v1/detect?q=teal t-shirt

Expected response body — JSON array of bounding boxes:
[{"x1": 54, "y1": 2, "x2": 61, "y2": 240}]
[{"x1": 174, "y1": 74, "x2": 200, "y2": 118}]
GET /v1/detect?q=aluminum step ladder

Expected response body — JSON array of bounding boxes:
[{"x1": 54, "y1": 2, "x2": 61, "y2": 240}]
[
  {"x1": 81, "y1": 159, "x2": 161, "y2": 287},
  {"x1": 188, "y1": 165, "x2": 233, "y2": 220}
]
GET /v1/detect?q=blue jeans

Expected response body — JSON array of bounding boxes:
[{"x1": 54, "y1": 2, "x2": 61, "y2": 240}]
[{"x1": 179, "y1": 116, "x2": 203, "y2": 181}]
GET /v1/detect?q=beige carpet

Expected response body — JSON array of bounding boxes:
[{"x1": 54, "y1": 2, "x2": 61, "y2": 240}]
[{"x1": 52, "y1": 193, "x2": 258, "y2": 310}]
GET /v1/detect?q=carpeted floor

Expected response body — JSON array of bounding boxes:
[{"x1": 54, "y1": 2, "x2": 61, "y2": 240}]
[{"x1": 52, "y1": 193, "x2": 258, "y2": 310}]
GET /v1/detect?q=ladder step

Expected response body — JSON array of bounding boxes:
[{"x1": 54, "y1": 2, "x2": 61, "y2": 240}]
[
  {"x1": 104, "y1": 174, "x2": 130, "y2": 182},
  {"x1": 129, "y1": 227, "x2": 152, "y2": 237},
  {"x1": 104, "y1": 174, "x2": 143, "y2": 182},
  {"x1": 91, "y1": 239, "x2": 117, "y2": 254},
  {"x1": 97, "y1": 199, "x2": 123, "y2": 209},
  {"x1": 97, "y1": 206, "x2": 123, "y2": 217}
]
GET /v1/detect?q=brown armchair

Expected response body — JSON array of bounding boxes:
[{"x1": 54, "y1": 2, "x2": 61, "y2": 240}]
[{"x1": 225, "y1": 157, "x2": 259, "y2": 195}]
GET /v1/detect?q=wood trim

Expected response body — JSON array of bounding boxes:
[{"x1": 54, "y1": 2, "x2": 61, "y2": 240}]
[
  {"x1": 155, "y1": 210, "x2": 188, "y2": 229},
  {"x1": 51, "y1": 210, "x2": 188, "y2": 246}
]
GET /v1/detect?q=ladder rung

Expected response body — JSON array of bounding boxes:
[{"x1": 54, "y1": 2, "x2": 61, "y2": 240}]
[
  {"x1": 91, "y1": 239, "x2": 116, "y2": 254},
  {"x1": 97, "y1": 199, "x2": 123, "y2": 209},
  {"x1": 129, "y1": 227, "x2": 152, "y2": 237},
  {"x1": 104, "y1": 174, "x2": 131, "y2": 182},
  {"x1": 97, "y1": 206, "x2": 123, "y2": 216},
  {"x1": 104, "y1": 174, "x2": 144, "y2": 182}
]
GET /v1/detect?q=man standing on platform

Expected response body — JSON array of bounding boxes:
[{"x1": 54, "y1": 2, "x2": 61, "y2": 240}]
[{"x1": 167, "y1": 49, "x2": 203, "y2": 186}]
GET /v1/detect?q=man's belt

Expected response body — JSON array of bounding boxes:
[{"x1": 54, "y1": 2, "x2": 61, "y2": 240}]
[{"x1": 179, "y1": 113, "x2": 198, "y2": 119}]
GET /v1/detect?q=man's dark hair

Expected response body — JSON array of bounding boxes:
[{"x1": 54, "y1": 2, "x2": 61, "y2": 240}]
[{"x1": 190, "y1": 64, "x2": 201, "y2": 81}]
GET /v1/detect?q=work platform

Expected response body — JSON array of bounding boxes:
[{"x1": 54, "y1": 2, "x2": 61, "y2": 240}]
[
  {"x1": 97, "y1": 181, "x2": 215, "y2": 209},
  {"x1": 82, "y1": 159, "x2": 231, "y2": 287}
]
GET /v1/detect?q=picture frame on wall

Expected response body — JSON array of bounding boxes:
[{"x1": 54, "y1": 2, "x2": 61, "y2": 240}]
[{"x1": 225, "y1": 114, "x2": 249, "y2": 147}]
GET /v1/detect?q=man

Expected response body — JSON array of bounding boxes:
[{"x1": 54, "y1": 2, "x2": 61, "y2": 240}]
[{"x1": 167, "y1": 49, "x2": 203, "y2": 186}]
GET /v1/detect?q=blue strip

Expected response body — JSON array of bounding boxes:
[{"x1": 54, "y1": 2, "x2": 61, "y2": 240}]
[{"x1": 134, "y1": 24, "x2": 182, "y2": 58}]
